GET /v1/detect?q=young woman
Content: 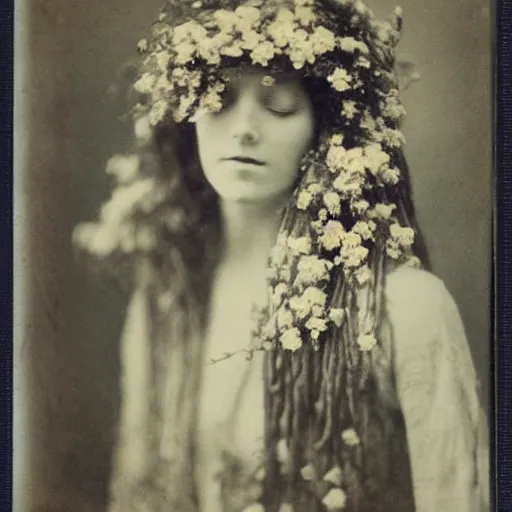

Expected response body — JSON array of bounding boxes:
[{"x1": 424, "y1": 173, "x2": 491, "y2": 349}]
[{"x1": 74, "y1": 0, "x2": 489, "y2": 510}]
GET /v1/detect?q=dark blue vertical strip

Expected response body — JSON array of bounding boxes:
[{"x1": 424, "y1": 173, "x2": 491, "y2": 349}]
[
  {"x1": 0, "y1": 0, "x2": 13, "y2": 509},
  {"x1": 497, "y1": 0, "x2": 512, "y2": 510}
]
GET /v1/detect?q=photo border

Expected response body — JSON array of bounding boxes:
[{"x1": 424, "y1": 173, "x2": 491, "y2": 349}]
[
  {"x1": 2, "y1": 0, "x2": 510, "y2": 510},
  {"x1": 495, "y1": 0, "x2": 512, "y2": 510},
  {"x1": 1, "y1": 0, "x2": 13, "y2": 509}
]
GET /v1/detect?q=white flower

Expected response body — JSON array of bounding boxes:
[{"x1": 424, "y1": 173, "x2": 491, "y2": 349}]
[
  {"x1": 342, "y1": 231, "x2": 362, "y2": 248},
  {"x1": 267, "y1": 12, "x2": 297, "y2": 48},
  {"x1": 390, "y1": 223, "x2": 415, "y2": 247},
  {"x1": 289, "y1": 295, "x2": 311, "y2": 319},
  {"x1": 323, "y1": 466, "x2": 343, "y2": 486},
  {"x1": 241, "y1": 29, "x2": 264, "y2": 50},
  {"x1": 326, "y1": 145, "x2": 347, "y2": 171},
  {"x1": 297, "y1": 190, "x2": 313, "y2": 210},
  {"x1": 303, "y1": 287, "x2": 327, "y2": 306},
  {"x1": 359, "y1": 111, "x2": 377, "y2": 132},
  {"x1": 287, "y1": 29, "x2": 315, "y2": 69},
  {"x1": 357, "y1": 333, "x2": 377, "y2": 351},
  {"x1": 277, "y1": 307, "x2": 294, "y2": 329},
  {"x1": 319, "y1": 220, "x2": 345, "y2": 250},
  {"x1": 333, "y1": 174, "x2": 363, "y2": 196},
  {"x1": 235, "y1": 5, "x2": 261, "y2": 27},
  {"x1": 290, "y1": 287, "x2": 327, "y2": 319},
  {"x1": 174, "y1": 93, "x2": 197, "y2": 122},
  {"x1": 351, "y1": 199, "x2": 369, "y2": 213},
  {"x1": 152, "y1": 51, "x2": 171, "y2": 73},
  {"x1": 329, "y1": 308, "x2": 345, "y2": 327},
  {"x1": 381, "y1": 166, "x2": 401, "y2": 184},
  {"x1": 221, "y1": 42, "x2": 244, "y2": 57},
  {"x1": 305, "y1": 316, "x2": 328, "y2": 333},
  {"x1": 296, "y1": 6, "x2": 316, "y2": 26},
  {"x1": 330, "y1": 133, "x2": 344, "y2": 146},
  {"x1": 328, "y1": 68, "x2": 352, "y2": 92},
  {"x1": 133, "y1": 73, "x2": 156, "y2": 94},
  {"x1": 355, "y1": 265, "x2": 372, "y2": 285},
  {"x1": 137, "y1": 38, "x2": 148, "y2": 53},
  {"x1": 279, "y1": 504, "x2": 293, "y2": 512},
  {"x1": 386, "y1": 240, "x2": 401, "y2": 259},
  {"x1": 382, "y1": 92, "x2": 406, "y2": 121},
  {"x1": 174, "y1": 41, "x2": 197, "y2": 65},
  {"x1": 105, "y1": 154, "x2": 140, "y2": 184},
  {"x1": 382, "y1": 128, "x2": 406, "y2": 148},
  {"x1": 191, "y1": 87, "x2": 223, "y2": 120},
  {"x1": 287, "y1": 236, "x2": 312, "y2": 255},
  {"x1": 341, "y1": 100, "x2": 358, "y2": 120},
  {"x1": 171, "y1": 67, "x2": 188, "y2": 87},
  {"x1": 344, "y1": 147, "x2": 366, "y2": 175},
  {"x1": 308, "y1": 183, "x2": 323, "y2": 194},
  {"x1": 280, "y1": 327, "x2": 303, "y2": 351},
  {"x1": 316, "y1": 208, "x2": 326, "y2": 221},
  {"x1": 300, "y1": 463, "x2": 316, "y2": 481},
  {"x1": 251, "y1": 41, "x2": 278, "y2": 66},
  {"x1": 310, "y1": 26, "x2": 336, "y2": 54},
  {"x1": 322, "y1": 488, "x2": 347, "y2": 510},
  {"x1": 338, "y1": 36, "x2": 358, "y2": 53},
  {"x1": 323, "y1": 192, "x2": 341, "y2": 215},
  {"x1": 296, "y1": 255, "x2": 332, "y2": 284},
  {"x1": 213, "y1": 9, "x2": 239, "y2": 32},
  {"x1": 352, "y1": 221, "x2": 375, "y2": 240},
  {"x1": 343, "y1": 245, "x2": 369, "y2": 268},
  {"x1": 364, "y1": 143, "x2": 390, "y2": 174},
  {"x1": 149, "y1": 99, "x2": 168, "y2": 125},
  {"x1": 272, "y1": 282, "x2": 288, "y2": 305},
  {"x1": 341, "y1": 428, "x2": 360, "y2": 446},
  {"x1": 372, "y1": 203, "x2": 395, "y2": 220}
]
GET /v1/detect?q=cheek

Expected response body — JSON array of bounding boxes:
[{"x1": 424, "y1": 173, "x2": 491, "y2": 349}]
[
  {"x1": 272, "y1": 115, "x2": 314, "y2": 176},
  {"x1": 195, "y1": 120, "x2": 218, "y2": 168}
]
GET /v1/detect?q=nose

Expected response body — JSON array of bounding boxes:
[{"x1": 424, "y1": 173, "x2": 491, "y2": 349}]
[{"x1": 229, "y1": 96, "x2": 261, "y2": 146}]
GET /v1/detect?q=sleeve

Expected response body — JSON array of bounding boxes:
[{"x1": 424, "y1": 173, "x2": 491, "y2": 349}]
[
  {"x1": 386, "y1": 268, "x2": 489, "y2": 512},
  {"x1": 108, "y1": 262, "x2": 154, "y2": 512}
]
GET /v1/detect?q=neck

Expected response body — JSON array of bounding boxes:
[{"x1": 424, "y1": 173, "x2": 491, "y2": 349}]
[{"x1": 219, "y1": 193, "x2": 289, "y2": 268}]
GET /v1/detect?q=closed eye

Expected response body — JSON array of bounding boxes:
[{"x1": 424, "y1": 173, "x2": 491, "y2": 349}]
[{"x1": 267, "y1": 106, "x2": 297, "y2": 117}]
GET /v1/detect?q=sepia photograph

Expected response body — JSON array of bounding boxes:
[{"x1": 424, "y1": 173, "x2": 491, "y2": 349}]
[{"x1": 14, "y1": 0, "x2": 492, "y2": 510}]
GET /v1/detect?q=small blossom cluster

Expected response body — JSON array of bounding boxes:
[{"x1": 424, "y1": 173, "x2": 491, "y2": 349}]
[
  {"x1": 73, "y1": 154, "x2": 174, "y2": 258},
  {"x1": 257, "y1": 129, "x2": 416, "y2": 352},
  {"x1": 242, "y1": 430, "x2": 362, "y2": 511}
]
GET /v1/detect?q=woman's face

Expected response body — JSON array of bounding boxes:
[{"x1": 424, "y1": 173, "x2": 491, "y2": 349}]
[{"x1": 194, "y1": 67, "x2": 315, "y2": 203}]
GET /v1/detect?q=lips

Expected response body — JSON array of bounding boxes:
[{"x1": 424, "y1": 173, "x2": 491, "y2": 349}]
[{"x1": 225, "y1": 156, "x2": 265, "y2": 166}]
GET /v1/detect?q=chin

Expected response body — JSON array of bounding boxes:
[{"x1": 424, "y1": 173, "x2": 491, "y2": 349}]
[{"x1": 215, "y1": 185, "x2": 293, "y2": 206}]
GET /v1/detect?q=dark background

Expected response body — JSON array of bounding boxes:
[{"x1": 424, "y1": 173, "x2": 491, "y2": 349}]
[{"x1": 14, "y1": 0, "x2": 492, "y2": 510}]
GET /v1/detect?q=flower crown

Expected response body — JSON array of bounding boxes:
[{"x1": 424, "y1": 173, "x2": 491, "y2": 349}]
[
  {"x1": 74, "y1": 0, "x2": 422, "y2": 355},
  {"x1": 133, "y1": 0, "x2": 406, "y2": 125}
]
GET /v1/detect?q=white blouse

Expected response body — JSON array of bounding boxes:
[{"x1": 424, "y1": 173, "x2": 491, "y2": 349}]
[{"x1": 195, "y1": 265, "x2": 489, "y2": 512}]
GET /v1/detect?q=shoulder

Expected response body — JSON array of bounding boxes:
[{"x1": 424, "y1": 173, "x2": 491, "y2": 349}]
[
  {"x1": 384, "y1": 265, "x2": 458, "y2": 331},
  {"x1": 381, "y1": 265, "x2": 465, "y2": 359}
]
